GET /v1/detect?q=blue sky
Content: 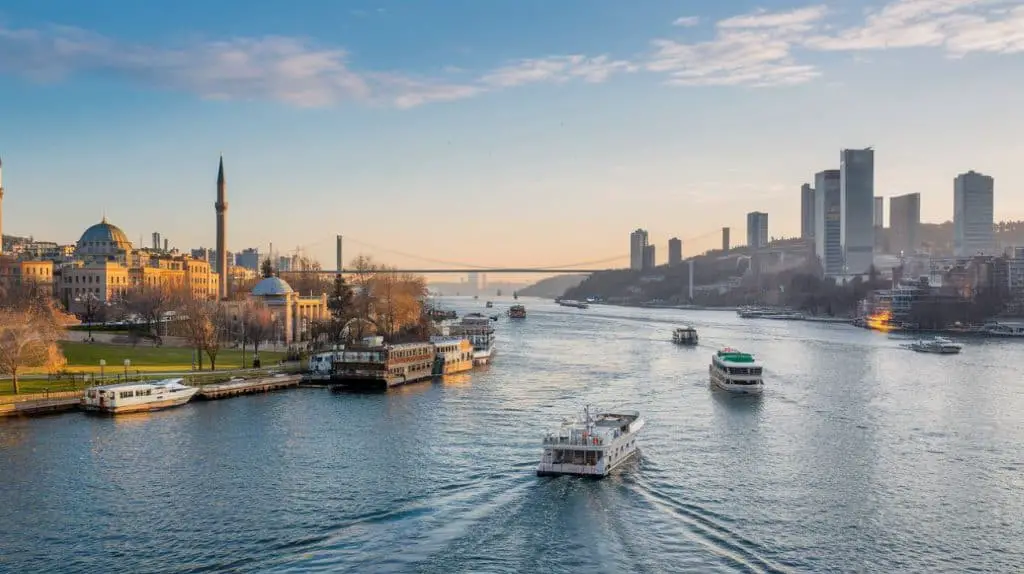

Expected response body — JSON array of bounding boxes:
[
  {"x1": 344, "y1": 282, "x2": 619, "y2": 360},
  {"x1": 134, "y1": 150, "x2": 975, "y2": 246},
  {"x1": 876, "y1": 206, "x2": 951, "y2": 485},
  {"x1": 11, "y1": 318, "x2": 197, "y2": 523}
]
[{"x1": 1, "y1": 0, "x2": 1023, "y2": 272}]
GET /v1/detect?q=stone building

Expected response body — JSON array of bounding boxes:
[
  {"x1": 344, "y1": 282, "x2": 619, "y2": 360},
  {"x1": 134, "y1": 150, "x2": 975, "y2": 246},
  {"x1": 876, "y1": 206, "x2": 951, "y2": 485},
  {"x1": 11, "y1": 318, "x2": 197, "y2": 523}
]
[{"x1": 226, "y1": 275, "x2": 328, "y2": 345}]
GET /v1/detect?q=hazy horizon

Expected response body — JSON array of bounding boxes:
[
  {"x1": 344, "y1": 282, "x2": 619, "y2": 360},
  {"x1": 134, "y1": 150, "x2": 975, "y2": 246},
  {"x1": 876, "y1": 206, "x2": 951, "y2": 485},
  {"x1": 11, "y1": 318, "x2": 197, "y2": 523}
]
[{"x1": 2, "y1": 0, "x2": 1023, "y2": 274}]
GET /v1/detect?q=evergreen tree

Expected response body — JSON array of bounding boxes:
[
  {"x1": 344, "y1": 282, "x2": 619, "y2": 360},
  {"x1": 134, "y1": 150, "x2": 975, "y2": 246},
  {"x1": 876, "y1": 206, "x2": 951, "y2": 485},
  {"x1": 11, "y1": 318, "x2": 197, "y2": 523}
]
[{"x1": 260, "y1": 258, "x2": 275, "y2": 279}]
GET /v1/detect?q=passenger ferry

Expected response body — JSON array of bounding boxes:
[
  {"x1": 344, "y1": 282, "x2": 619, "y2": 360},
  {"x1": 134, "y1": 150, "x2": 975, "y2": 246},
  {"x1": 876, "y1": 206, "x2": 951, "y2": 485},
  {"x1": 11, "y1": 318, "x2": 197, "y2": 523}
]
[
  {"x1": 982, "y1": 322, "x2": 1024, "y2": 337},
  {"x1": 509, "y1": 304, "x2": 526, "y2": 319},
  {"x1": 81, "y1": 378, "x2": 198, "y2": 414},
  {"x1": 330, "y1": 338, "x2": 435, "y2": 391},
  {"x1": 537, "y1": 405, "x2": 644, "y2": 478},
  {"x1": 709, "y1": 348, "x2": 764, "y2": 394},
  {"x1": 429, "y1": 336, "x2": 474, "y2": 375},
  {"x1": 485, "y1": 301, "x2": 494, "y2": 308},
  {"x1": 903, "y1": 336, "x2": 962, "y2": 354},
  {"x1": 307, "y1": 349, "x2": 345, "y2": 380},
  {"x1": 672, "y1": 326, "x2": 698, "y2": 346},
  {"x1": 449, "y1": 314, "x2": 496, "y2": 366}
]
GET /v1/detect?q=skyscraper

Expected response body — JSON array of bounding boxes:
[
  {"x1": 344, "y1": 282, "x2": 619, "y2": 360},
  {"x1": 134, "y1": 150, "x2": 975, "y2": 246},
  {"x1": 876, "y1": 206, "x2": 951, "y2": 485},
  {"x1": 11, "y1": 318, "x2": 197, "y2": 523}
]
[
  {"x1": 722, "y1": 227, "x2": 730, "y2": 252},
  {"x1": 746, "y1": 211, "x2": 768, "y2": 249},
  {"x1": 815, "y1": 169, "x2": 843, "y2": 276},
  {"x1": 889, "y1": 193, "x2": 921, "y2": 256},
  {"x1": 642, "y1": 245, "x2": 656, "y2": 270},
  {"x1": 840, "y1": 148, "x2": 875, "y2": 274},
  {"x1": 668, "y1": 237, "x2": 682, "y2": 265},
  {"x1": 873, "y1": 196, "x2": 884, "y2": 228},
  {"x1": 954, "y1": 170, "x2": 995, "y2": 257},
  {"x1": 800, "y1": 183, "x2": 815, "y2": 240},
  {"x1": 152, "y1": 232, "x2": 161, "y2": 251},
  {"x1": 630, "y1": 229, "x2": 649, "y2": 271},
  {"x1": 215, "y1": 156, "x2": 229, "y2": 300}
]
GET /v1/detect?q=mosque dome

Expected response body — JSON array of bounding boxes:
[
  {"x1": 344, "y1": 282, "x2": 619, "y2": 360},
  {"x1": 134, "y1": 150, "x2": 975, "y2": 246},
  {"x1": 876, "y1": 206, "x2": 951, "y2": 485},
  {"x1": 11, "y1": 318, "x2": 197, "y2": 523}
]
[
  {"x1": 251, "y1": 276, "x2": 294, "y2": 296},
  {"x1": 76, "y1": 217, "x2": 133, "y2": 258}
]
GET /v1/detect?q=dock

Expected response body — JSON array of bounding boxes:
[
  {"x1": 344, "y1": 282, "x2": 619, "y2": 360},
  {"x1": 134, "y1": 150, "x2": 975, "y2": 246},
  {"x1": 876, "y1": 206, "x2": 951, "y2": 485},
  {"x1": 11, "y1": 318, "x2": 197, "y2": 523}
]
[
  {"x1": 0, "y1": 391, "x2": 82, "y2": 418},
  {"x1": 196, "y1": 374, "x2": 302, "y2": 400}
]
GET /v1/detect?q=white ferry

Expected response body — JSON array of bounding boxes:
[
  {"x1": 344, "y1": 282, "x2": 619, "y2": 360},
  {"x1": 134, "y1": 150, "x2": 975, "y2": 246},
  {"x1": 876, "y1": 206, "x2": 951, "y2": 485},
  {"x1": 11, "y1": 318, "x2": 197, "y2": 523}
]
[
  {"x1": 540, "y1": 405, "x2": 643, "y2": 476},
  {"x1": 672, "y1": 326, "x2": 698, "y2": 346},
  {"x1": 982, "y1": 322, "x2": 1024, "y2": 337},
  {"x1": 537, "y1": 406, "x2": 644, "y2": 478},
  {"x1": 429, "y1": 336, "x2": 474, "y2": 375},
  {"x1": 448, "y1": 314, "x2": 496, "y2": 366},
  {"x1": 331, "y1": 340, "x2": 436, "y2": 391},
  {"x1": 709, "y1": 348, "x2": 764, "y2": 394},
  {"x1": 903, "y1": 336, "x2": 962, "y2": 354},
  {"x1": 81, "y1": 378, "x2": 198, "y2": 414}
]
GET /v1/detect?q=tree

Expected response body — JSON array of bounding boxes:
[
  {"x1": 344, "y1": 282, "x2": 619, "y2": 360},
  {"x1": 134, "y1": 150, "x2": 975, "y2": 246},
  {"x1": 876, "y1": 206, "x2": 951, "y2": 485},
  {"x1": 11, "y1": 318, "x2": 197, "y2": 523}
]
[
  {"x1": 0, "y1": 295, "x2": 67, "y2": 394},
  {"x1": 241, "y1": 300, "x2": 274, "y2": 367},
  {"x1": 281, "y1": 255, "x2": 331, "y2": 296},
  {"x1": 348, "y1": 255, "x2": 379, "y2": 340},
  {"x1": 370, "y1": 268, "x2": 427, "y2": 340},
  {"x1": 120, "y1": 285, "x2": 177, "y2": 344},
  {"x1": 179, "y1": 298, "x2": 226, "y2": 370},
  {"x1": 78, "y1": 294, "x2": 105, "y2": 341},
  {"x1": 261, "y1": 258, "x2": 275, "y2": 279}
]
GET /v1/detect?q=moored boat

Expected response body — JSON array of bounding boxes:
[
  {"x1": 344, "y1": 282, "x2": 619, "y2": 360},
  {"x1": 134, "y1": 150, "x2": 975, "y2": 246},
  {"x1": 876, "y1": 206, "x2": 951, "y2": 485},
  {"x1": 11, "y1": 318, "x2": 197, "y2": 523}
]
[
  {"x1": 902, "y1": 336, "x2": 962, "y2": 354},
  {"x1": 509, "y1": 304, "x2": 526, "y2": 319},
  {"x1": 449, "y1": 314, "x2": 496, "y2": 366},
  {"x1": 537, "y1": 405, "x2": 644, "y2": 478},
  {"x1": 81, "y1": 378, "x2": 198, "y2": 414},
  {"x1": 485, "y1": 301, "x2": 494, "y2": 308},
  {"x1": 330, "y1": 339, "x2": 435, "y2": 391},
  {"x1": 709, "y1": 348, "x2": 764, "y2": 394},
  {"x1": 429, "y1": 336, "x2": 474, "y2": 375},
  {"x1": 672, "y1": 326, "x2": 698, "y2": 346},
  {"x1": 981, "y1": 322, "x2": 1024, "y2": 337}
]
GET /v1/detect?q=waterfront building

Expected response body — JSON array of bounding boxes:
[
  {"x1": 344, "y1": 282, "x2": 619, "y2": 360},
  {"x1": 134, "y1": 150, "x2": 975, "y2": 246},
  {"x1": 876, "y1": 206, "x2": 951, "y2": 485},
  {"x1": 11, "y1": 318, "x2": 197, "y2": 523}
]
[
  {"x1": 630, "y1": 229, "x2": 649, "y2": 271},
  {"x1": 840, "y1": 148, "x2": 875, "y2": 274},
  {"x1": 889, "y1": 193, "x2": 921, "y2": 256},
  {"x1": 814, "y1": 169, "x2": 843, "y2": 277},
  {"x1": 668, "y1": 237, "x2": 682, "y2": 265},
  {"x1": 225, "y1": 275, "x2": 328, "y2": 345},
  {"x1": 746, "y1": 212, "x2": 768, "y2": 249},
  {"x1": 954, "y1": 170, "x2": 995, "y2": 257},
  {"x1": 800, "y1": 184, "x2": 815, "y2": 239}
]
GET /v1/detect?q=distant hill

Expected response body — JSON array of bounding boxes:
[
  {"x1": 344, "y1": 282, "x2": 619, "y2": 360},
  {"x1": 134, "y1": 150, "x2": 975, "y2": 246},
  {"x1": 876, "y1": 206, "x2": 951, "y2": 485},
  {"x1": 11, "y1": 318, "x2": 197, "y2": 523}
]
[{"x1": 518, "y1": 274, "x2": 588, "y2": 299}]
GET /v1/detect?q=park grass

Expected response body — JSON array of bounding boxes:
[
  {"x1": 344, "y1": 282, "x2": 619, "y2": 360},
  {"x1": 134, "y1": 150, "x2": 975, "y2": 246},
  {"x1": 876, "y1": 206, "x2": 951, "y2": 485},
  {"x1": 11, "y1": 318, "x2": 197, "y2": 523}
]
[{"x1": 54, "y1": 341, "x2": 287, "y2": 373}]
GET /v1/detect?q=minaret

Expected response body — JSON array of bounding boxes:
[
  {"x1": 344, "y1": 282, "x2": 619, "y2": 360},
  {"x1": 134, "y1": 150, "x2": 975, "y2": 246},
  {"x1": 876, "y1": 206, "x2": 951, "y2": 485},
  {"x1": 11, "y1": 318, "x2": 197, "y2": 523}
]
[
  {"x1": 0, "y1": 156, "x2": 5, "y2": 256},
  {"x1": 215, "y1": 156, "x2": 228, "y2": 300}
]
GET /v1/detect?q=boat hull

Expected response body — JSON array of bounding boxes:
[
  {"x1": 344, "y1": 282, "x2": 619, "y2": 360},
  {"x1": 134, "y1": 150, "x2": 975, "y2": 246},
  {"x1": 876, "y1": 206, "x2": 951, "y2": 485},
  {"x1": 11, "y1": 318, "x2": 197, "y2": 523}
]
[
  {"x1": 709, "y1": 366, "x2": 763, "y2": 394},
  {"x1": 536, "y1": 448, "x2": 638, "y2": 478},
  {"x1": 332, "y1": 373, "x2": 433, "y2": 391},
  {"x1": 81, "y1": 389, "x2": 198, "y2": 414}
]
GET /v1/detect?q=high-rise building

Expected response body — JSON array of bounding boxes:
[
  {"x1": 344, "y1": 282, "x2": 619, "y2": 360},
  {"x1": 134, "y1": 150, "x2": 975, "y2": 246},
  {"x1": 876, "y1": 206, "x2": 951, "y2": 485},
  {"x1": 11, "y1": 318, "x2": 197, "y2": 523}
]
[
  {"x1": 642, "y1": 245, "x2": 656, "y2": 270},
  {"x1": 630, "y1": 229, "x2": 649, "y2": 271},
  {"x1": 152, "y1": 232, "x2": 161, "y2": 251},
  {"x1": 163, "y1": 238, "x2": 169, "y2": 252},
  {"x1": 722, "y1": 227, "x2": 730, "y2": 252},
  {"x1": 873, "y1": 196, "x2": 884, "y2": 228},
  {"x1": 840, "y1": 148, "x2": 875, "y2": 274},
  {"x1": 668, "y1": 237, "x2": 682, "y2": 265},
  {"x1": 467, "y1": 271, "x2": 480, "y2": 295},
  {"x1": 746, "y1": 212, "x2": 768, "y2": 249},
  {"x1": 215, "y1": 156, "x2": 229, "y2": 299},
  {"x1": 954, "y1": 170, "x2": 995, "y2": 257},
  {"x1": 236, "y1": 248, "x2": 260, "y2": 271},
  {"x1": 815, "y1": 169, "x2": 843, "y2": 276},
  {"x1": 800, "y1": 184, "x2": 815, "y2": 239},
  {"x1": 889, "y1": 193, "x2": 921, "y2": 256}
]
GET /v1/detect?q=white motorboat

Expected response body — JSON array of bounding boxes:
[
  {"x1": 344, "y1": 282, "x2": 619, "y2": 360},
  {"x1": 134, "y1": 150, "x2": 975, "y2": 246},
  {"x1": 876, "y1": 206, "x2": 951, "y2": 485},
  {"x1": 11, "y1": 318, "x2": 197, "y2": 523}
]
[
  {"x1": 709, "y1": 347, "x2": 764, "y2": 394},
  {"x1": 537, "y1": 405, "x2": 644, "y2": 478},
  {"x1": 81, "y1": 378, "x2": 198, "y2": 414},
  {"x1": 902, "y1": 336, "x2": 962, "y2": 354}
]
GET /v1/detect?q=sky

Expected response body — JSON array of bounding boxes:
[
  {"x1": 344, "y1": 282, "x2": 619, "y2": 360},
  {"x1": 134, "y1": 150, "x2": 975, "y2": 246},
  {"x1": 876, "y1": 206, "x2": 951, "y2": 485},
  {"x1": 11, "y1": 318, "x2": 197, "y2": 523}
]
[{"x1": 1, "y1": 0, "x2": 1023, "y2": 276}]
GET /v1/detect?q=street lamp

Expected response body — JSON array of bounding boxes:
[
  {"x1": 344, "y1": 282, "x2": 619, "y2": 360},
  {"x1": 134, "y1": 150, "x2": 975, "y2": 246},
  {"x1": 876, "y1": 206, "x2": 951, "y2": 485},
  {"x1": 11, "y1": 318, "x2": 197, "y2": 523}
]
[
  {"x1": 99, "y1": 359, "x2": 106, "y2": 382},
  {"x1": 123, "y1": 359, "x2": 131, "y2": 380}
]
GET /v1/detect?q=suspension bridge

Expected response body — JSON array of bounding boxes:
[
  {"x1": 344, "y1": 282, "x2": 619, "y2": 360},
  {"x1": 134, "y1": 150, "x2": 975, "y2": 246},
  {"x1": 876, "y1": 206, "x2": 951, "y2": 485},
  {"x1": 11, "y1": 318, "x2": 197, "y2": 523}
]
[{"x1": 272, "y1": 229, "x2": 725, "y2": 275}]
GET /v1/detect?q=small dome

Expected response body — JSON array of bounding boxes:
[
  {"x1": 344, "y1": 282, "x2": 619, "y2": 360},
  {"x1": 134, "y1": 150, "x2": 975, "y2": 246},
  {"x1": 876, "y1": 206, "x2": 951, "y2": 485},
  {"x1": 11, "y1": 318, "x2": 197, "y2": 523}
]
[{"x1": 252, "y1": 276, "x2": 294, "y2": 296}]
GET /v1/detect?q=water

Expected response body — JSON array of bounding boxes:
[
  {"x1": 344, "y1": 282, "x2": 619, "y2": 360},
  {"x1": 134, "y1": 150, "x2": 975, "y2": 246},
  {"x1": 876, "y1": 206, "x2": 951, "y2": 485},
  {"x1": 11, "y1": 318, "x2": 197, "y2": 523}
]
[{"x1": 2, "y1": 299, "x2": 1022, "y2": 573}]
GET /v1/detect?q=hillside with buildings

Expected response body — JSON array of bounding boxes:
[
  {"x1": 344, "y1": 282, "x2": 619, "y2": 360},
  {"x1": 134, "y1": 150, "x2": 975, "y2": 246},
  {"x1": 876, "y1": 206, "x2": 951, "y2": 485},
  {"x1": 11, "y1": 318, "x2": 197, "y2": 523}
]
[{"x1": 518, "y1": 274, "x2": 587, "y2": 299}]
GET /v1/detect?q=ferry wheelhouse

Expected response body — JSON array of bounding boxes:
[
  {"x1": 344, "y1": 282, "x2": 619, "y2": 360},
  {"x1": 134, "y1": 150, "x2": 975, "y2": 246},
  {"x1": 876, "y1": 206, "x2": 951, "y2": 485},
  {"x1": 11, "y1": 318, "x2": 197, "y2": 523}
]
[
  {"x1": 509, "y1": 304, "x2": 526, "y2": 319},
  {"x1": 709, "y1": 348, "x2": 764, "y2": 394},
  {"x1": 672, "y1": 326, "x2": 698, "y2": 346},
  {"x1": 537, "y1": 406, "x2": 644, "y2": 478},
  {"x1": 429, "y1": 336, "x2": 474, "y2": 375},
  {"x1": 82, "y1": 378, "x2": 198, "y2": 414},
  {"x1": 449, "y1": 314, "x2": 496, "y2": 366},
  {"x1": 330, "y1": 339, "x2": 435, "y2": 391}
]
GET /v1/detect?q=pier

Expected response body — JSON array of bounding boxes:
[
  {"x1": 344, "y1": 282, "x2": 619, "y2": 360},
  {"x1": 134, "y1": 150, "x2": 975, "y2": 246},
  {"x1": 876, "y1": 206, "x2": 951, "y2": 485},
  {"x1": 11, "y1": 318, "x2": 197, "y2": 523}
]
[
  {"x1": 196, "y1": 374, "x2": 302, "y2": 400},
  {"x1": 0, "y1": 391, "x2": 82, "y2": 418}
]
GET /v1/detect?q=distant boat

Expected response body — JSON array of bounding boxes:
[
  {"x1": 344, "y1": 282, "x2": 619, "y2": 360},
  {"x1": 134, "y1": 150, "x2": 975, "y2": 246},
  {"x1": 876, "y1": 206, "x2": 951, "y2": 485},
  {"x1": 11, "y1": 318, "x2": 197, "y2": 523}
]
[
  {"x1": 497, "y1": 289, "x2": 503, "y2": 297},
  {"x1": 513, "y1": 291, "x2": 519, "y2": 300}
]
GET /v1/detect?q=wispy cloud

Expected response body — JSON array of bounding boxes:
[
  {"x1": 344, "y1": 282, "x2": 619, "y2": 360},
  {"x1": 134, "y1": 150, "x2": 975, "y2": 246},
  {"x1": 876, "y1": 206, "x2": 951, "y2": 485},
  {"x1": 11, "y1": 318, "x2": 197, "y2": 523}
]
[
  {"x1": 672, "y1": 16, "x2": 700, "y2": 27},
  {"x1": 0, "y1": 0, "x2": 1022, "y2": 109}
]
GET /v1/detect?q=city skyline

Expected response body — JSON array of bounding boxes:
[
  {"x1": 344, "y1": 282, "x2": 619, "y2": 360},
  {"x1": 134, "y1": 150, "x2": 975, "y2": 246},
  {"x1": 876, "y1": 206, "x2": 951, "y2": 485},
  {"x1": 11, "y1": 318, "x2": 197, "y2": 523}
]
[{"x1": 1, "y1": 0, "x2": 1023, "y2": 269}]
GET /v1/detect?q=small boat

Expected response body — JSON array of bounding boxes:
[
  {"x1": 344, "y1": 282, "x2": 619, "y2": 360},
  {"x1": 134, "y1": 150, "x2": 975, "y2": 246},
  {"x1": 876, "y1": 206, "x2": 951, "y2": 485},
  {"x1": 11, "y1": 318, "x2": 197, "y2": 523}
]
[
  {"x1": 448, "y1": 314, "x2": 496, "y2": 366},
  {"x1": 81, "y1": 378, "x2": 198, "y2": 414},
  {"x1": 709, "y1": 348, "x2": 764, "y2": 394},
  {"x1": 485, "y1": 301, "x2": 494, "y2": 308},
  {"x1": 509, "y1": 304, "x2": 526, "y2": 319},
  {"x1": 513, "y1": 291, "x2": 519, "y2": 300},
  {"x1": 902, "y1": 336, "x2": 962, "y2": 354},
  {"x1": 672, "y1": 326, "x2": 698, "y2": 346},
  {"x1": 489, "y1": 314, "x2": 499, "y2": 321},
  {"x1": 558, "y1": 299, "x2": 589, "y2": 309},
  {"x1": 537, "y1": 405, "x2": 644, "y2": 478}
]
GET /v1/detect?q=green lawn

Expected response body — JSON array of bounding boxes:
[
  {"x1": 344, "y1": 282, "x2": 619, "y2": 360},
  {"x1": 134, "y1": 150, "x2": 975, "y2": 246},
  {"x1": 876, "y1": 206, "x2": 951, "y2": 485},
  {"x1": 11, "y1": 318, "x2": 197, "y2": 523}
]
[{"x1": 55, "y1": 341, "x2": 286, "y2": 373}]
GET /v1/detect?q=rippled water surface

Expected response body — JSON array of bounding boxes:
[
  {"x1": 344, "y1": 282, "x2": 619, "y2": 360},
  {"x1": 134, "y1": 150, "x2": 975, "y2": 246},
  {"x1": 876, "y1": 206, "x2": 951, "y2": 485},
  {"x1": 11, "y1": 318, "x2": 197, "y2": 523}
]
[{"x1": 2, "y1": 299, "x2": 1023, "y2": 573}]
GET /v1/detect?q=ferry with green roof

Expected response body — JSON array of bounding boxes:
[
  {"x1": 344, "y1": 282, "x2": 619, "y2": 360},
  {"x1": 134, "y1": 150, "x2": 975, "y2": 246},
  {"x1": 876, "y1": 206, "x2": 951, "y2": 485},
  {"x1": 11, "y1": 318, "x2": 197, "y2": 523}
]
[{"x1": 709, "y1": 347, "x2": 764, "y2": 394}]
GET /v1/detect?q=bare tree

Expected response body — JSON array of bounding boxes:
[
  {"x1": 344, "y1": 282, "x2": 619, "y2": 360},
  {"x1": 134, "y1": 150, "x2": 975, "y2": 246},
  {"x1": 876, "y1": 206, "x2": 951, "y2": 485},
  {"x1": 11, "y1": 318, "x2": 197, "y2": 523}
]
[
  {"x1": 179, "y1": 298, "x2": 223, "y2": 370},
  {"x1": 120, "y1": 285, "x2": 178, "y2": 344},
  {"x1": 0, "y1": 300, "x2": 66, "y2": 394},
  {"x1": 241, "y1": 300, "x2": 274, "y2": 368},
  {"x1": 281, "y1": 255, "x2": 331, "y2": 296},
  {"x1": 348, "y1": 255, "x2": 380, "y2": 340}
]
